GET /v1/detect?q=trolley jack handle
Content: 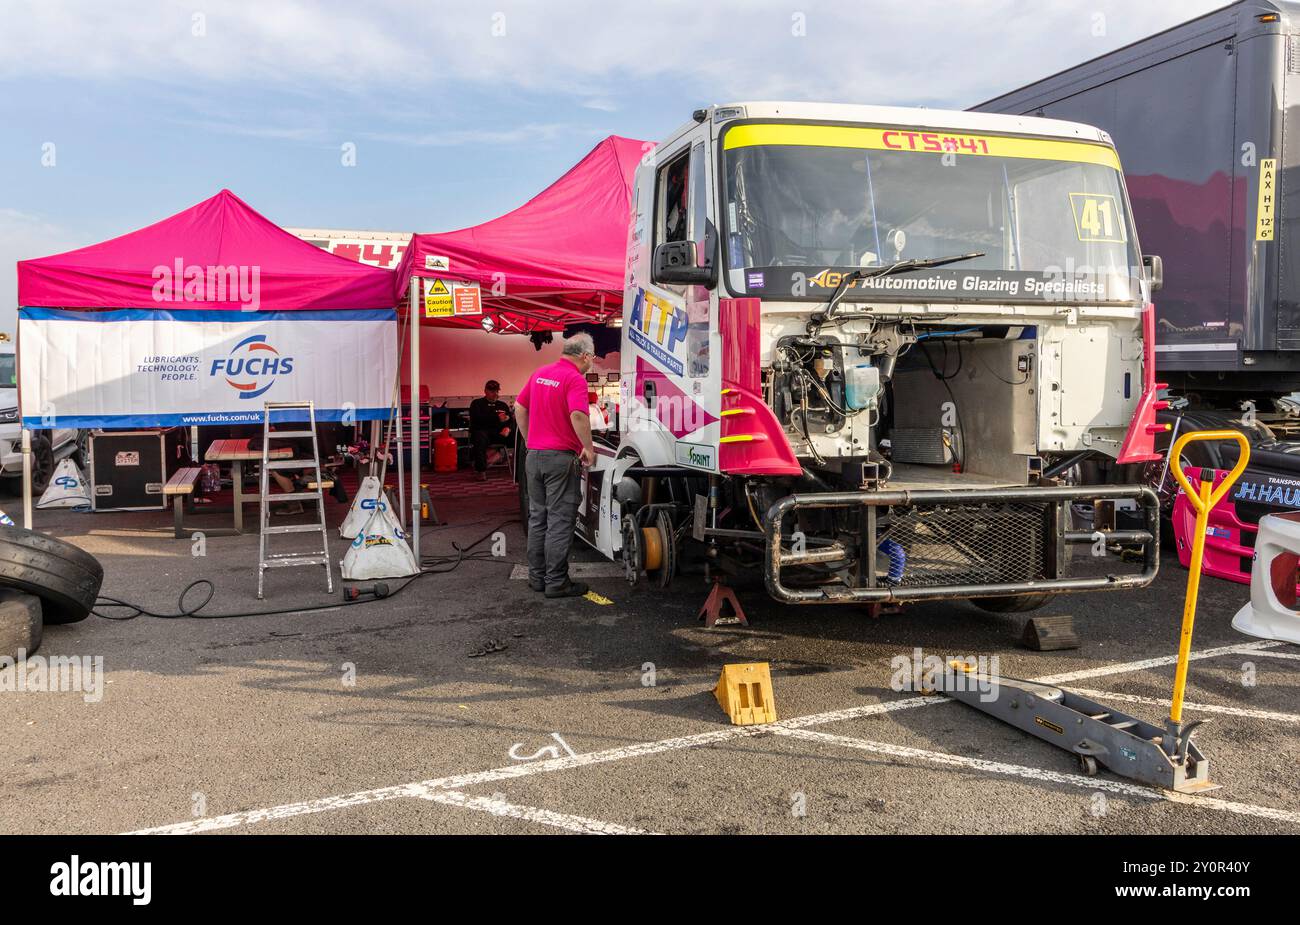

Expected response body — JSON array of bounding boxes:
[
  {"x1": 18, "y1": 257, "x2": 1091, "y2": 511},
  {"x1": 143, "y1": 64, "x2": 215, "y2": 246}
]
[{"x1": 1166, "y1": 430, "x2": 1250, "y2": 754}]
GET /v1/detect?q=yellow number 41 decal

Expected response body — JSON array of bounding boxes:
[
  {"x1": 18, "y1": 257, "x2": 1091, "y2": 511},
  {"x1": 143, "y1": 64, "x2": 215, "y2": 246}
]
[{"x1": 1069, "y1": 192, "x2": 1127, "y2": 243}]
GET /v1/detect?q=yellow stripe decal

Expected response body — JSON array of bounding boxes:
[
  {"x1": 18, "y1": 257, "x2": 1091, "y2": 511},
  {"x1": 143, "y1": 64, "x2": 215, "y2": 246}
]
[
  {"x1": 719, "y1": 435, "x2": 758, "y2": 444},
  {"x1": 723, "y1": 123, "x2": 1121, "y2": 170}
]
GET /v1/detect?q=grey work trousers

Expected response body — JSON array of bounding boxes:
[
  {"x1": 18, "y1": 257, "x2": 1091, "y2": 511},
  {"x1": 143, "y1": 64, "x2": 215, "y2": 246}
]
[{"x1": 525, "y1": 449, "x2": 581, "y2": 590}]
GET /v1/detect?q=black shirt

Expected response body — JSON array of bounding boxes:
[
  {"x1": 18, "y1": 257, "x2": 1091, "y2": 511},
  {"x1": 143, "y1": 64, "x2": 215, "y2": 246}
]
[{"x1": 469, "y1": 397, "x2": 513, "y2": 434}]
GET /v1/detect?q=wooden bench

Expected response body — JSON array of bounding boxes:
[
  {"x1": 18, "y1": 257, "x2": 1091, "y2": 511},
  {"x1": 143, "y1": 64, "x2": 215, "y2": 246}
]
[{"x1": 164, "y1": 467, "x2": 203, "y2": 538}]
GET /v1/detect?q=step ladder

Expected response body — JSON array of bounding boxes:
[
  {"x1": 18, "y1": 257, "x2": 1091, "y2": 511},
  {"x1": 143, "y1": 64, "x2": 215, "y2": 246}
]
[{"x1": 257, "y1": 401, "x2": 333, "y2": 599}]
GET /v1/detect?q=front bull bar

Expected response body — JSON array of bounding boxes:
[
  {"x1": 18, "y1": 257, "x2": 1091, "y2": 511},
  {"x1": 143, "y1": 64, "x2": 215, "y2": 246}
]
[{"x1": 763, "y1": 484, "x2": 1160, "y2": 605}]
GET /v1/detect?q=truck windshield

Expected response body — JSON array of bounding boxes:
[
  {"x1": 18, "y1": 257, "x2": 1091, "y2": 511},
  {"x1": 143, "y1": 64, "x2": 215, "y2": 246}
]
[
  {"x1": 722, "y1": 123, "x2": 1141, "y2": 303},
  {"x1": 0, "y1": 354, "x2": 14, "y2": 389}
]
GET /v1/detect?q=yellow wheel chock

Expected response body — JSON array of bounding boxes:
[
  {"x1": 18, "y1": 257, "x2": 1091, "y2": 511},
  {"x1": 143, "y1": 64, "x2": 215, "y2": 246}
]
[{"x1": 715, "y1": 663, "x2": 777, "y2": 725}]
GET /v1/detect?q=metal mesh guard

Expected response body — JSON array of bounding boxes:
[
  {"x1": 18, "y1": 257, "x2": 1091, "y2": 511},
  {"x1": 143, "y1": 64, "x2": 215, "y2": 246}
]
[{"x1": 878, "y1": 501, "x2": 1049, "y2": 587}]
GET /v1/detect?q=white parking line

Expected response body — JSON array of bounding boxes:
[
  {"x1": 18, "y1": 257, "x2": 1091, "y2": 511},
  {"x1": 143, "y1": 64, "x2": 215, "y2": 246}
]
[
  {"x1": 1241, "y1": 649, "x2": 1300, "y2": 662},
  {"x1": 1070, "y1": 688, "x2": 1300, "y2": 724},
  {"x1": 123, "y1": 640, "x2": 1295, "y2": 835},
  {"x1": 1034, "y1": 640, "x2": 1283, "y2": 685},
  {"x1": 411, "y1": 787, "x2": 658, "y2": 835},
  {"x1": 772, "y1": 727, "x2": 1300, "y2": 827}
]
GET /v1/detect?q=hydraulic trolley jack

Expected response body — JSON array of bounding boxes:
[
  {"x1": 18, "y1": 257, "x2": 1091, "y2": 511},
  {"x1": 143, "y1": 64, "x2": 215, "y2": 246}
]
[{"x1": 938, "y1": 431, "x2": 1250, "y2": 793}]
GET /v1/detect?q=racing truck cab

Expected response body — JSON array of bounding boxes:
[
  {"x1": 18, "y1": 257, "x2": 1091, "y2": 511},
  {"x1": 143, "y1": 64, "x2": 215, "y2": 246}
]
[{"x1": 579, "y1": 101, "x2": 1164, "y2": 609}]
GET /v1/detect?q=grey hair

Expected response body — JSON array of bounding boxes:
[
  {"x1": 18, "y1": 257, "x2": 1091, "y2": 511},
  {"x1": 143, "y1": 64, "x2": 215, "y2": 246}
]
[{"x1": 562, "y1": 331, "x2": 595, "y2": 357}]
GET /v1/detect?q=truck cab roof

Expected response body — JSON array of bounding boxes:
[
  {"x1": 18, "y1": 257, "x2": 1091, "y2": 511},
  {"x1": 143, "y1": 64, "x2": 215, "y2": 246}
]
[{"x1": 664, "y1": 101, "x2": 1116, "y2": 149}]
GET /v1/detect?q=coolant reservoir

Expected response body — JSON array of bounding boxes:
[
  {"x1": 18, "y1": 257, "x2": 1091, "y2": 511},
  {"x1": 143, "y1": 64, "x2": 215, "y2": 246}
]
[{"x1": 844, "y1": 364, "x2": 881, "y2": 411}]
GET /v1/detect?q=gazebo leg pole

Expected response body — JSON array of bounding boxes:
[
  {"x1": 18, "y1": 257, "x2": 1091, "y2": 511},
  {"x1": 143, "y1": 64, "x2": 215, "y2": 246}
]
[
  {"x1": 21, "y1": 428, "x2": 32, "y2": 528},
  {"x1": 395, "y1": 397, "x2": 405, "y2": 531},
  {"x1": 409, "y1": 278, "x2": 421, "y2": 564}
]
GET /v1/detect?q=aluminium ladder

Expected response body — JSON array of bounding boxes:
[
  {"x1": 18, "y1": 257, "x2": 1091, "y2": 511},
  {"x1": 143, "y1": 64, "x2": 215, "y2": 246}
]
[{"x1": 256, "y1": 401, "x2": 334, "y2": 599}]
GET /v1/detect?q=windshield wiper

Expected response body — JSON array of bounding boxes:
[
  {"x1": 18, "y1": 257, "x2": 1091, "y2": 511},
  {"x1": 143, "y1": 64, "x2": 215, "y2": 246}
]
[{"x1": 818, "y1": 251, "x2": 986, "y2": 324}]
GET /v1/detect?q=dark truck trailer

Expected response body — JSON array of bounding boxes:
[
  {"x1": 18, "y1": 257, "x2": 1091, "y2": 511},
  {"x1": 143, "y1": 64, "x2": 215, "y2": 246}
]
[{"x1": 973, "y1": 0, "x2": 1300, "y2": 401}]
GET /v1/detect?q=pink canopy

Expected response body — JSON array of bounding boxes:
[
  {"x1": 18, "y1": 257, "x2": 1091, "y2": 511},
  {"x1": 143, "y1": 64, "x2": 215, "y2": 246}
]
[
  {"x1": 394, "y1": 135, "x2": 649, "y2": 332},
  {"x1": 18, "y1": 189, "x2": 396, "y2": 311}
]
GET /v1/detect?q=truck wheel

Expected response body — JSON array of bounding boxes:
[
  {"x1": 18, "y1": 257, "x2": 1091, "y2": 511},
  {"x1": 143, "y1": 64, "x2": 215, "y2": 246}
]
[
  {"x1": 0, "y1": 589, "x2": 42, "y2": 659},
  {"x1": 31, "y1": 435, "x2": 55, "y2": 494},
  {"x1": 0, "y1": 526, "x2": 103, "y2": 624},
  {"x1": 971, "y1": 592, "x2": 1056, "y2": 614},
  {"x1": 72, "y1": 429, "x2": 90, "y2": 469}
]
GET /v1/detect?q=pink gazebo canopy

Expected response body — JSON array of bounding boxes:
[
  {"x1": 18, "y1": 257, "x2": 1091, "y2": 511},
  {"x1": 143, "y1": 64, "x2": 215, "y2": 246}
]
[
  {"x1": 394, "y1": 135, "x2": 649, "y2": 331},
  {"x1": 19, "y1": 189, "x2": 397, "y2": 311}
]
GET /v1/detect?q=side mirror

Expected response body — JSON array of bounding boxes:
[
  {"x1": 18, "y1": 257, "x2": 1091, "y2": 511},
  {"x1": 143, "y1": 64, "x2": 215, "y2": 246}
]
[
  {"x1": 1143, "y1": 254, "x2": 1163, "y2": 292},
  {"x1": 652, "y1": 241, "x2": 715, "y2": 287}
]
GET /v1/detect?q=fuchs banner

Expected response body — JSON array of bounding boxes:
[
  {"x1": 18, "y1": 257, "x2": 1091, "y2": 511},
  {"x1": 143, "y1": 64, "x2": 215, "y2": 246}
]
[{"x1": 18, "y1": 308, "x2": 397, "y2": 427}]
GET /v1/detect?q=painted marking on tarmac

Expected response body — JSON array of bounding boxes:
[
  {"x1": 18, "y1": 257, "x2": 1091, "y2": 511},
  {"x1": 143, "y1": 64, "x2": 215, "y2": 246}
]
[
  {"x1": 772, "y1": 726, "x2": 1300, "y2": 827},
  {"x1": 1240, "y1": 648, "x2": 1300, "y2": 662},
  {"x1": 127, "y1": 783, "x2": 428, "y2": 835},
  {"x1": 1071, "y1": 688, "x2": 1300, "y2": 724},
  {"x1": 122, "y1": 641, "x2": 1292, "y2": 835},
  {"x1": 125, "y1": 700, "x2": 927, "y2": 834},
  {"x1": 584, "y1": 591, "x2": 613, "y2": 605},
  {"x1": 1034, "y1": 641, "x2": 1284, "y2": 685},
  {"x1": 410, "y1": 787, "x2": 657, "y2": 835}
]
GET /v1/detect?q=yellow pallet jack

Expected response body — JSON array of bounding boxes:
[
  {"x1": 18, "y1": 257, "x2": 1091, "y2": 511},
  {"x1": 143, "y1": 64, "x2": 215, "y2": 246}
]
[{"x1": 937, "y1": 431, "x2": 1249, "y2": 793}]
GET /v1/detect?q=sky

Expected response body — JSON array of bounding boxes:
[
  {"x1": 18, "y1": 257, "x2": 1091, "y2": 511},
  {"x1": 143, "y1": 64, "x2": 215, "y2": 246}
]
[{"x1": 0, "y1": 0, "x2": 1228, "y2": 333}]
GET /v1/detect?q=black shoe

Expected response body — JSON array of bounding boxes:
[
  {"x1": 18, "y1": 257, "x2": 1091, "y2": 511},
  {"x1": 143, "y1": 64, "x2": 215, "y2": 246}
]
[
  {"x1": 545, "y1": 581, "x2": 589, "y2": 599},
  {"x1": 528, "y1": 580, "x2": 545, "y2": 592}
]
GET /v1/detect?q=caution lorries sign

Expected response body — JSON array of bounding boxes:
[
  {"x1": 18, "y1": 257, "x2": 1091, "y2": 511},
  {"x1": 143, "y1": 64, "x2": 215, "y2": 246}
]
[{"x1": 424, "y1": 278, "x2": 482, "y2": 318}]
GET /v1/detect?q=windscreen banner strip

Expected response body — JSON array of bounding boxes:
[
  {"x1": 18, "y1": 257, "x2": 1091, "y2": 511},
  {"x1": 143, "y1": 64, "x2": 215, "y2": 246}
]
[{"x1": 722, "y1": 123, "x2": 1122, "y2": 170}]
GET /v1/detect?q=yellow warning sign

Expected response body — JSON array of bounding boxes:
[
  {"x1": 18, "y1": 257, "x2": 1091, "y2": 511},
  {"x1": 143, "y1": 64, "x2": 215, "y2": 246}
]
[
  {"x1": 1257, "y1": 158, "x2": 1277, "y2": 242},
  {"x1": 424, "y1": 277, "x2": 452, "y2": 317}
]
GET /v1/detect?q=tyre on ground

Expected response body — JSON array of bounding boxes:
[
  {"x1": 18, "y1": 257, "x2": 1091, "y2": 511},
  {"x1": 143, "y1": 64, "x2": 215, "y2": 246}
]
[
  {"x1": 0, "y1": 526, "x2": 102, "y2": 624},
  {"x1": 0, "y1": 588, "x2": 42, "y2": 659}
]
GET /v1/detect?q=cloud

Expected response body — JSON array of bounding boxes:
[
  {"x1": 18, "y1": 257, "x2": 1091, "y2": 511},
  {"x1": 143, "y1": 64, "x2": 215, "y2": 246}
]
[
  {"x1": 0, "y1": 209, "x2": 90, "y2": 335},
  {"x1": 0, "y1": 0, "x2": 1230, "y2": 110},
  {"x1": 360, "y1": 122, "x2": 589, "y2": 148}
]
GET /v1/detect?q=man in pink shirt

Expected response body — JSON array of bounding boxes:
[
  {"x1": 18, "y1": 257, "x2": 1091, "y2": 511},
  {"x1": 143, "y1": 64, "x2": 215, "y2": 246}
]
[{"x1": 515, "y1": 332, "x2": 597, "y2": 598}]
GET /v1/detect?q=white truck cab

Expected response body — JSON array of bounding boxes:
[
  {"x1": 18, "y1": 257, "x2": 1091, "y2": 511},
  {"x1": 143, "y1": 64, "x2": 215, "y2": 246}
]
[
  {"x1": 573, "y1": 102, "x2": 1165, "y2": 610},
  {"x1": 0, "y1": 345, "x2": 82, "y2": 493}
]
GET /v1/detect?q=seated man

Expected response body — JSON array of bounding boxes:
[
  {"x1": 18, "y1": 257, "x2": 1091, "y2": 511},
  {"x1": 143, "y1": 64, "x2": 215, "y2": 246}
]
[{"x1": 469, "y1": 379, "x2": 516, "y2": 480}]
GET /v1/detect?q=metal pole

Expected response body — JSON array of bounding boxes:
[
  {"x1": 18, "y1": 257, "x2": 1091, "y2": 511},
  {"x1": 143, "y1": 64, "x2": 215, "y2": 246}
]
[
  {"x1": 395, "y1": 392, "x2": 405, "y2": 530},
  {"x1": 409, "y1": 278, "x2": 421, "y2": 563},
  {"x1": 15, "y1": 319, "x2": 31, "y2": 529},
  {"x1": 368, "y1": 420, "x2": 379, "y2": 477},
  {"x1": 21, "y1": 428, "x2": 32, "y2": 528}
]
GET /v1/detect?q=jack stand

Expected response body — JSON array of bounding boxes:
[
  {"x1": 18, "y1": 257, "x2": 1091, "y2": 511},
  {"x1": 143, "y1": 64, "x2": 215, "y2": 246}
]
[
  {"x1": 698, "y1": 578, "x2": 747, "y2": 627},
  {"x1": 939, "y1": 430, "x2": 1249, "y2": 794}
]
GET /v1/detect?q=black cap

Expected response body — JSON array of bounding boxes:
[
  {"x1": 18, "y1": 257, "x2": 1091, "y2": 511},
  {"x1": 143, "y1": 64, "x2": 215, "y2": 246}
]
[{"x1": 485, "y1": 380, "x2": 500, "y2": 390}]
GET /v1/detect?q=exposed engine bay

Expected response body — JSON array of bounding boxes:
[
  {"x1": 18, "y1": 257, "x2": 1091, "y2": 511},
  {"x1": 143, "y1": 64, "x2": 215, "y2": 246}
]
[{"x1": 765, "y1": 323, "x2": 1045, "y2": 489}]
